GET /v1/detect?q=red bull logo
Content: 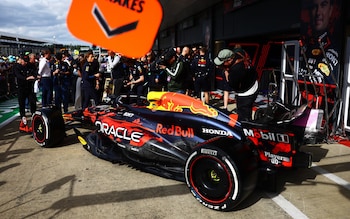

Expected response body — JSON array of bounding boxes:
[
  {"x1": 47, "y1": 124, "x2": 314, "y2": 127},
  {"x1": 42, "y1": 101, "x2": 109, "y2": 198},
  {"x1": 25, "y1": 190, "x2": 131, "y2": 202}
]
[
  {"x1": 155, "y1": 123, "x2": 194, "y2": 138},
  {"x1": 147, "y1": 92, "x2": 218, "y2": 117}
]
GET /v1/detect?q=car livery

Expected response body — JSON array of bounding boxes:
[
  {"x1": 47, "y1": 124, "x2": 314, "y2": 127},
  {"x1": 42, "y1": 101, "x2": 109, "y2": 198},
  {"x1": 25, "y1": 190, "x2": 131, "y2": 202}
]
[{"x1": 32, "y1": 91, "x2": 315, "y2": 211}]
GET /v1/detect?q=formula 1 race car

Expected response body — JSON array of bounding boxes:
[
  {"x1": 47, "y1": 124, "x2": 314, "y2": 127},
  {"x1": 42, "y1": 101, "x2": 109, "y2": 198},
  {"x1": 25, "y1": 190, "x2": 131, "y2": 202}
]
[{"x1": 31, "y1": 91, "x2": 318, "y2": 211}]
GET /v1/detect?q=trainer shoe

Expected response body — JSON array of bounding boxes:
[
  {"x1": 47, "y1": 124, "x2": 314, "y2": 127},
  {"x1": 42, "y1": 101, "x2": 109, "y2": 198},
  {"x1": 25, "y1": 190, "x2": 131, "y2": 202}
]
[
  {"x1": 19, "y1": 124, "x2": 32, "y2": 133},
  {"x1": 22, "y1": 117, "x2": 27, "y2": 125}
]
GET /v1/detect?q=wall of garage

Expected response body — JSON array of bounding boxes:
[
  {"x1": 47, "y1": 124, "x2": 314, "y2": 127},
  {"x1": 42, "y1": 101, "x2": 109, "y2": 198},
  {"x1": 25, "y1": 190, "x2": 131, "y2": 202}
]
[
  {"x1": 212, "y1": 0, "x2": 300, "y2": 41},
  {"x1": 158, "y1": 0, "x2": 302, "y2": 50},
  {"x1": 158, "y1": 0, "x2": 350, "y2": 50}
]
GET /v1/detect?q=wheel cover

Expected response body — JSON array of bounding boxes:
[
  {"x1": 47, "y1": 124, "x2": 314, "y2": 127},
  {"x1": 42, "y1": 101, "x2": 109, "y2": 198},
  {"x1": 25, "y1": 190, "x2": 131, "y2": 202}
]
[
  {"x1": 189, "y1": 155, "x2": 233, "y2": 203},
  {"x1": 32, "y1": 114, "x2": 47, "y2": 144}
]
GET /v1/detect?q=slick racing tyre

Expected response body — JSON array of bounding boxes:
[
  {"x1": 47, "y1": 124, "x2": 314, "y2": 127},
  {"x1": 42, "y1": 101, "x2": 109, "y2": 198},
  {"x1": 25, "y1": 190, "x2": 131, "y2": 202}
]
[
  {"x1": 32, "y1": 107, "x2": 65, "y2": 147},
  {"x1": 185, "y1": 144, "x2": 257, "y2": 211}
]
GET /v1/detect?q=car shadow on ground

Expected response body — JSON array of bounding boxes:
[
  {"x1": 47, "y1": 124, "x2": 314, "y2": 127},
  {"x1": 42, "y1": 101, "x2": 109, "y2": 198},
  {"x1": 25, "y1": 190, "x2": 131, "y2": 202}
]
[
  {"x1": 22, "y1": 176, "x2": 189, "y2": 218},
  {"x1": 235, "y1": 144, "x2": 333, "y2": 210}
]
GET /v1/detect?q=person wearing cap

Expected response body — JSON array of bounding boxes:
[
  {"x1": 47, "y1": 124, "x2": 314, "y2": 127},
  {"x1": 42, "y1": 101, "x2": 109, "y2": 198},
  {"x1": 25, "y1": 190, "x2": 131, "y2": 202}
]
[
  {"x1": 214, "y1": 49, "x2": 233, "y2": 110},
  {"x1": 214, "y1": 46, "x2": 258, "y2": 121},
  {"x1": 13, "y1": 55, "x2": 37, "y2": 132}
]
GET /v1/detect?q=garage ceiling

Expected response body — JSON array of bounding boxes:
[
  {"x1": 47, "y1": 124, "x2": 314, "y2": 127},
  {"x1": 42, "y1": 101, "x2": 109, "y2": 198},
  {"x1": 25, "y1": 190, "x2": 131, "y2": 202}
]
[{"x1": 158, "y1": 0, "x2": 222, "y2": 30}]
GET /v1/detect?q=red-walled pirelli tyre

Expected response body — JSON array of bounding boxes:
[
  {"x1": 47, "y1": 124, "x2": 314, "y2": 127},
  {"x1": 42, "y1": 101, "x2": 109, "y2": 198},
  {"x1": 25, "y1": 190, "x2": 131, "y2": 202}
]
[
  {"x1": 32, "y1": 107, "x2": 65, "y2": 147},
  {"x1": 185, "y1": 144, "x2": 257, "y2": 211}
]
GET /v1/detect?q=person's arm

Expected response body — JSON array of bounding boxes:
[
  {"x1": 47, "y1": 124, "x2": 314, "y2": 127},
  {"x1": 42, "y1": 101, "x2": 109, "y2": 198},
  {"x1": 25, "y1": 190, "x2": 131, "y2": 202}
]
[
  {"x1": 77, "y1": 67, "x2": 82, "y2": 77},
  {"x1": 13, "y1": 64, "x2": 26, "y2": 81},
  {"x1": 110, "y1": 55, "x2": 121, "y2": 69},
  {"x1": 95, "y1": 77, "x2": 100, "y2": 90},
  {"x1": 88, "y1": 60, "x2": 101, "y2": 79},
  {"x1": 87, "y1": 72, "x2": 100, "y2": 79},
  {"x1": 62, "y1": 62, "x2": 71, "y2": 75},
  {"x1": 165, "y1": 62, "x2": 183, "y2": 79},
  {"x1": 37, "y1": 59, "x2": 45, "y2": 77},
  {"x1": 130, "y1": 75, "x2": 144, "y2": 85}
]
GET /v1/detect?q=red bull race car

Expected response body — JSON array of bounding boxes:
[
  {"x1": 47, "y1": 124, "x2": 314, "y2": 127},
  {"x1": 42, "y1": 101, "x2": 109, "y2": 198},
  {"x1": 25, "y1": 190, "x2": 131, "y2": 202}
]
[{"x1": 31, "y1": 91, "x2": 318, "y2": 211}]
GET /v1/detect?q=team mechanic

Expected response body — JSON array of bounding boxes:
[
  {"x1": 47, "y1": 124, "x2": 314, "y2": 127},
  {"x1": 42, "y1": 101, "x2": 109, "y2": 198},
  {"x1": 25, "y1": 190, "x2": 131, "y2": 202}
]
[{"x1": 214, "y1": 46, "x2": 259, "y2": 121}]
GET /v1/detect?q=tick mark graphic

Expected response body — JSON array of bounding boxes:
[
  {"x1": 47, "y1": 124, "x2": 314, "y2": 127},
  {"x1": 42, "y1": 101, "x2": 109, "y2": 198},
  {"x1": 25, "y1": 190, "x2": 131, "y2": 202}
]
[{"x1": 93, "y1": 4, "x2": 138, "y2": 37}]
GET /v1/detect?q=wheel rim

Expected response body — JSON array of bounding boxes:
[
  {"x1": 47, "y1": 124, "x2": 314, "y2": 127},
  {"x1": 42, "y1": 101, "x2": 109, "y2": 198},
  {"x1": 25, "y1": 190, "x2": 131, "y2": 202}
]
[
  {"x1": 33, "y1": 115, "x2": 46, "y2": 144},
  {"x1": 189, "y1": 156, "x2": 232, "y2": 203}
]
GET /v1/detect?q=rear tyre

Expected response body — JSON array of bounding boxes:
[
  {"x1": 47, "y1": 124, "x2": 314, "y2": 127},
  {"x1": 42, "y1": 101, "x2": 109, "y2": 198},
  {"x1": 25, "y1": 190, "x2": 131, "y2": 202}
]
[
  {"x1": 185, "y1": 145, "x2": 254, "y2": 211},
  {"x1": 32, "y1": 107, "x2": 65, "y2": 147}
]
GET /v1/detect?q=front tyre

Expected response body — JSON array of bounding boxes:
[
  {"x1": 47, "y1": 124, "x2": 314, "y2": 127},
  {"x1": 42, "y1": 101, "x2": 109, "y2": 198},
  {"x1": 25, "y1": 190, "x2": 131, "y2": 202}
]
[
  {"x1": 185, "y1": 145, "x2": 244, "y2": 211},
  {"x1": 32, "y1": 107, "x2": 65, "y2": 147}
]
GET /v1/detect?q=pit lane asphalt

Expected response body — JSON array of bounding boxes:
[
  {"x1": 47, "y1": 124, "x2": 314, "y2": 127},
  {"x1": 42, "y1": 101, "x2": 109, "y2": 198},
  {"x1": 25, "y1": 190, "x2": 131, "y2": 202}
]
[{"x1": 1, "y1": 105, "x2": 350, "y2": 218}]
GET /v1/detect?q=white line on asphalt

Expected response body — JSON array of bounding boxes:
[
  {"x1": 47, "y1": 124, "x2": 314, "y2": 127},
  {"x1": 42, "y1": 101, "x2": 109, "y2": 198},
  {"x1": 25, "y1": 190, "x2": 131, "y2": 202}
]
[
  {"x1": 0, "y1": 113, "x2": 18, "y2": 129},
  {"x1": 312, "y1": 163, "x2": 350, "y2": 191},
  {"x1": 266, "y1": 193, "x2": 309, "y2": 219}
]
